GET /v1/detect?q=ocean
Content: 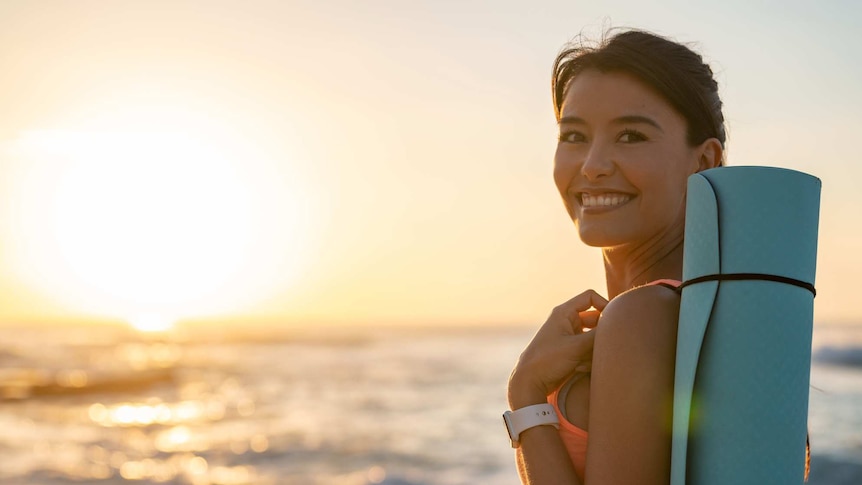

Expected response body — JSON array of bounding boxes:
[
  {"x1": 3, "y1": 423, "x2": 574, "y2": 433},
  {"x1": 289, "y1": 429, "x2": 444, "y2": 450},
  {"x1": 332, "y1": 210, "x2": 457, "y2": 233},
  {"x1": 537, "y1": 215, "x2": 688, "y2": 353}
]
[{"x1": 0, "y1": 322, "x2": 859, "y2": 485}]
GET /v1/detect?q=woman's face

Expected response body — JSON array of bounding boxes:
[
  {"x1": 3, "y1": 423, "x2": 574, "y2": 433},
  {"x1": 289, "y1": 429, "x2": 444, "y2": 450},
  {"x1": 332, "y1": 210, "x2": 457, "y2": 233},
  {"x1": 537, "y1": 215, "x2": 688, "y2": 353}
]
[{"x1": 554, "y1": 69, "x2": 709, "y2": 249}]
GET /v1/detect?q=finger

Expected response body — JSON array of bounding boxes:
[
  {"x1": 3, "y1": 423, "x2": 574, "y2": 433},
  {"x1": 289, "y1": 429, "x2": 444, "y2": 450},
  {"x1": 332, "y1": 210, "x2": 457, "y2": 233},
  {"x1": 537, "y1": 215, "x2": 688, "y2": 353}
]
[
  {"x1": 554, "y1": 290, "x2": 608, "y2": 330},
  {"x1": 563, "y1": 327, "x2": 596, "y2": 358},
  {"x1": 558, "y1": 289, "x2": 609, "y2": 315},
  {"x1": 577, "y1": 289, "x2": 609, "y2": 311},
  {"x1": 579, "y1": 310, "x2": 601, "y2": 329}
]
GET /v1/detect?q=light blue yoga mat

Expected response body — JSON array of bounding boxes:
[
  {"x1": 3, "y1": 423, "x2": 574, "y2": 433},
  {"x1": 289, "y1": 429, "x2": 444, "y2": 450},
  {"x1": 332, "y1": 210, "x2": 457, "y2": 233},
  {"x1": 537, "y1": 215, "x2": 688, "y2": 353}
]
[{"x1": 671, "y1": 167, "x2": 820, "y2": 485}]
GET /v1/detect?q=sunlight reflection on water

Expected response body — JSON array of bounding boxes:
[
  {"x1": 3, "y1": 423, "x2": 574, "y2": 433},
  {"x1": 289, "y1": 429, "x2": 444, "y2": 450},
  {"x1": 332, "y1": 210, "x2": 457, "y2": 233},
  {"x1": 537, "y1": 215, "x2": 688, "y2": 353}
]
[
  {"x1": 1, "y1": 324, "x2": 858, "y2": 484},
  {"x1": 0, "y1": 325, "x2": 282, "y2": 484}
]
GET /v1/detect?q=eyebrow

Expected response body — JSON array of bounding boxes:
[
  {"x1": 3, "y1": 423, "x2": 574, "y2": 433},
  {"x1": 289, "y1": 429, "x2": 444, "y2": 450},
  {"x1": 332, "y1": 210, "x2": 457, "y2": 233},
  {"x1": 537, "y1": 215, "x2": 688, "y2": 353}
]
[{"x1": 558, "y1": 115, "x2": 663, "y2": 132}]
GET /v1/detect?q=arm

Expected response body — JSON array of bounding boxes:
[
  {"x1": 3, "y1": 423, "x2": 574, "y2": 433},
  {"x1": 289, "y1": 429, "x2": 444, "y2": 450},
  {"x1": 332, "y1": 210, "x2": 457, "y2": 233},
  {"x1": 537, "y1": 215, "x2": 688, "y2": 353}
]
[
  {"x1": 516, "y1": 426, "x2": 582, "y2": 484},
  {"x1": 510, "y1": 381, "x2": 582, "y2": 484},
  {"x1": 508, "y1": 290, "x2": 607, "y2": 485},
  {"x1": 583, "y1": 285, "x2": 680, "y2": 484}
]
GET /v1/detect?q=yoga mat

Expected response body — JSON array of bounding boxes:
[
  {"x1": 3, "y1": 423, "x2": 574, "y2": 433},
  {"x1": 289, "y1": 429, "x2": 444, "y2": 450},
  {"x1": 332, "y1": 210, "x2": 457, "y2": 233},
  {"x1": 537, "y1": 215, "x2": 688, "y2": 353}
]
[{"x1": 670, "y1": 166, "x2": 820, "y2": 485}]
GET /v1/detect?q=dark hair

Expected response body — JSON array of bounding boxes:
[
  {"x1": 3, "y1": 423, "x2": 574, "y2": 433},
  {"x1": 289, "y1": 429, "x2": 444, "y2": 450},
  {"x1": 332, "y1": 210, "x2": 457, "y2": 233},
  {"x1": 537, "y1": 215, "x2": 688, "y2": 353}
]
[{"x1": 552, "y1": 30, "x2": 727, "y2": 155}]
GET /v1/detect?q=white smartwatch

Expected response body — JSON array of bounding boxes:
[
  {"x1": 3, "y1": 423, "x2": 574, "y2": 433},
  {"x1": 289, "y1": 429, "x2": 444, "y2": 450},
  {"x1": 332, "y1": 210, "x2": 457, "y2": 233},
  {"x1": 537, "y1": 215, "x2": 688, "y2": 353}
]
[{"x1": 503, "y1": 403, "x2": 560, "y2": 448}]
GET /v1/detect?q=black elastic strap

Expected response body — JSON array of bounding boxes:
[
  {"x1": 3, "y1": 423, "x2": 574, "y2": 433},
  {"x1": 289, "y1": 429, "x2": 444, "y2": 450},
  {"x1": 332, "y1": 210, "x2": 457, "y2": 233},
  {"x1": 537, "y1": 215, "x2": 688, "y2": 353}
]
[{"x1": 679, "y1": 272, "x2": 816, "y2": 297}]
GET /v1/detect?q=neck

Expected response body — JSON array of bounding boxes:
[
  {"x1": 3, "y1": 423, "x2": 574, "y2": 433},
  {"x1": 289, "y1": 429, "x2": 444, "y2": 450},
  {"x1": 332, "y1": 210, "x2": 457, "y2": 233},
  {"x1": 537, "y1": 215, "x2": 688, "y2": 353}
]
[{"x1": 602, "y1": 223, "x2": 685, "y2": 299}]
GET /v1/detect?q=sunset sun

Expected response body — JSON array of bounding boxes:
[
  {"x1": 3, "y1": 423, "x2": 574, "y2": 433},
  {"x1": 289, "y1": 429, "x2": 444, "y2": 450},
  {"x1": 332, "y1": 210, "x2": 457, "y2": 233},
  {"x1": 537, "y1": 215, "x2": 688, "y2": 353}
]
[
  {"x1": 4, "y1": 104, "x2": 316, "y2": 324},
  {"x1": 129, "y1": 314, "x2": 176, "y2": 333}
]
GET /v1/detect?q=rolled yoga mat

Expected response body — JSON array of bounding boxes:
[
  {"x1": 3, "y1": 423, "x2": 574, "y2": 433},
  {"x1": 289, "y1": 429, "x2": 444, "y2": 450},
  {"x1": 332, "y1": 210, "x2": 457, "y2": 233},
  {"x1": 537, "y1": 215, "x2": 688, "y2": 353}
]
[{"x1": 670, "y1": 166, "x2": 821, "y2": 485}]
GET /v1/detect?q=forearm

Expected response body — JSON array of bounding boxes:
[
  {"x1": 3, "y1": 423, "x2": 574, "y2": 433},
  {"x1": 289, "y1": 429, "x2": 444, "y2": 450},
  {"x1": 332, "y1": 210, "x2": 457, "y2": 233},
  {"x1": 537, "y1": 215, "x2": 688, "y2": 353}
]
[
  {"x1": 509, "y1": 379, "x2": 582, "y2": 485},
  {"x1": 516, "y1": 426, "x2": 582, "y2": 485}
]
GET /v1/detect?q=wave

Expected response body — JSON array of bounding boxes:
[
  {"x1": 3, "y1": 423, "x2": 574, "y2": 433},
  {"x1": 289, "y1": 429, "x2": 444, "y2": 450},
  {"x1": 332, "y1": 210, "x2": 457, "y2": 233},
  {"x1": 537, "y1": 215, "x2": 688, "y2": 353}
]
[
  {"x1": 808, "y1": 454, "x2": 862, "y2": 485},
  {"x1": 812, "y1": 345, "x2": 862, "y2": 368},
  {"x1": 0, "y1": 367, "x2": 175, "y2": 401}
]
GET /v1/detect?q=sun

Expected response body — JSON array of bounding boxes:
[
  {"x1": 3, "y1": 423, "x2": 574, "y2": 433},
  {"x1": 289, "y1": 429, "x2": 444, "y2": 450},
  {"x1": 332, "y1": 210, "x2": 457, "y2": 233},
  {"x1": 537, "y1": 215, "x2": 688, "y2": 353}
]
[
  {"x1": 21, "y1": 129, "x2": 253, "y2": 318},
  {"x1": 129, "y1": 314, "x2": 175, "y2": 333},
  {"x1": 3, "y1": 102, "x2": 317, "y2": 323}
]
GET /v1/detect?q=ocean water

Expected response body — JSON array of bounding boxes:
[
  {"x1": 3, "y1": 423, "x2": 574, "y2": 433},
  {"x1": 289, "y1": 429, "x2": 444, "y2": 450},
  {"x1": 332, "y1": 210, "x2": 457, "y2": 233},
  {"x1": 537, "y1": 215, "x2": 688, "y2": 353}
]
[{"x1": 0, "y1": 323, "x2": 859, "y2": 485}]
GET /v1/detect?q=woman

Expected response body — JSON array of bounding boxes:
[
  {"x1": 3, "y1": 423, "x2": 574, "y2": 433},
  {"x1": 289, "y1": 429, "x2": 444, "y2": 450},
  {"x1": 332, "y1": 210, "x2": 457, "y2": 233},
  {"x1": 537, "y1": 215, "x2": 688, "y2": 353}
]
[{"x1": 505, "y1": 30, "x2": 725, "y2": 484}]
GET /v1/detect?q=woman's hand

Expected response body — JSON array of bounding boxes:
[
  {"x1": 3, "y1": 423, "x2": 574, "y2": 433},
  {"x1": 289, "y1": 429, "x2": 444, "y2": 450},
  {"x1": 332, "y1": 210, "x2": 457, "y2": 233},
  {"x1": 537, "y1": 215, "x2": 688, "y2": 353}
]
[{"x1": 508, "y1": 290, "x2": 608, "y2": 410}]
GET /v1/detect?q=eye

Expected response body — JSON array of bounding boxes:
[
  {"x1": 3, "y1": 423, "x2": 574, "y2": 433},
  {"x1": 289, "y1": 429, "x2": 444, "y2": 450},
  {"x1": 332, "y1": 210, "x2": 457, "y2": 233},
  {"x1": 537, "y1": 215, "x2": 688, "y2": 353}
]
[
  {"x1": 558, "y1": 130, "x2": 587, "y2": 144},
  {"x1": 618, "y1": 129, "x2": 647, "y2": 143}
]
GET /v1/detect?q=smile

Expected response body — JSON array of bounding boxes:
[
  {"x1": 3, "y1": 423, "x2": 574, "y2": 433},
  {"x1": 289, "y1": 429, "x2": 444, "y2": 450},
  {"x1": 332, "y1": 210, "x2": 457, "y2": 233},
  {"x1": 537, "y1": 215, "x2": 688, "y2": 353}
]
[{"x1": 579, "y1": 193, "x2": 633, "y2": 209}]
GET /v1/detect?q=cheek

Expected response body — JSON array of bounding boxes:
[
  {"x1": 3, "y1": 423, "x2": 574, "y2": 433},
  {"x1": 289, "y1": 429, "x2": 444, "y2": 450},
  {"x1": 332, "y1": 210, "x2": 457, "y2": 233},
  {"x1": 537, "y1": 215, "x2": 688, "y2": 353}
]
[
  {"x1": 627, "y1": 164, "x2": 686, "y2": 212},
  {"x1": 642, "y1": 175, "x2": 689, "y2": 224},
  {"x1": 553, "y1": 146, "x2": 577, "y2": 194},
  {"x1": 630, "y1": 148, "x2": 692, "y2": 194}
]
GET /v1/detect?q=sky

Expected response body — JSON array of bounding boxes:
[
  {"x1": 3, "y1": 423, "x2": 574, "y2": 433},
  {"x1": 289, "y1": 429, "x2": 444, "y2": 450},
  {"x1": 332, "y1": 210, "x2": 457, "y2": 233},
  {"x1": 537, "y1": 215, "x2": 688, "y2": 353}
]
[{"x1": 0, "y1": 0, "x2": 860, "y2": 330}]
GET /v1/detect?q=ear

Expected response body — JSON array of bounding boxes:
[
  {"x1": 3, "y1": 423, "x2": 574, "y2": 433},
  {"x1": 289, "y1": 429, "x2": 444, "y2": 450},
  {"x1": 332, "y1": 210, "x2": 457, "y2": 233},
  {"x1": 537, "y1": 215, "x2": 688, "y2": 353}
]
[{"x1": 694, "y1": 138, "x2": 723, "y2": 172}]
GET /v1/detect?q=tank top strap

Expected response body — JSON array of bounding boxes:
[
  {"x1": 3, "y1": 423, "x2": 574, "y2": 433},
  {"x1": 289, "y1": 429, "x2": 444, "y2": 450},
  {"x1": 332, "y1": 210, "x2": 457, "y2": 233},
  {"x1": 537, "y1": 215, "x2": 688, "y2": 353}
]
[{"x1": 647, "y1": 278, "x2": 682, "y2": 293}]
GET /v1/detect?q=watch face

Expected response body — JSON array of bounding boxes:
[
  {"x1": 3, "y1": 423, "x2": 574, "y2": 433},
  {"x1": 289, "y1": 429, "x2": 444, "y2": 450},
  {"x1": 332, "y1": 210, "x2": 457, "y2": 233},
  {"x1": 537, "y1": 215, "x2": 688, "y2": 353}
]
[{"x1": 503, "y1": 411, "x2": 519, "y2": 448}]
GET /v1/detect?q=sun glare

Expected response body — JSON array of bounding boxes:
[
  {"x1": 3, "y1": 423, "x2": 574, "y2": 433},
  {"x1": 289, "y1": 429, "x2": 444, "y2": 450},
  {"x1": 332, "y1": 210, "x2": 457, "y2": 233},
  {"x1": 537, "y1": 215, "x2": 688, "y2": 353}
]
[
  {"x1": 129, "y1": 314, "x2": 175, "y2": 333},
  {"x1": 2, "y1": 102, "x2": 317, "y2": 322},
  {"x1": 21, "y1": 130, "x2": 251, "y2": 314}
]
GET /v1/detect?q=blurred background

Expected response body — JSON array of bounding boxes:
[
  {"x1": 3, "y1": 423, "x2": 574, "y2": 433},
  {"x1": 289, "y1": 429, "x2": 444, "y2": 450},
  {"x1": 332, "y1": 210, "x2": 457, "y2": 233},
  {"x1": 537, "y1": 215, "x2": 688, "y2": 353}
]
[{"x1": 0, "y1": 1, "x2": 860, "y2": 484}]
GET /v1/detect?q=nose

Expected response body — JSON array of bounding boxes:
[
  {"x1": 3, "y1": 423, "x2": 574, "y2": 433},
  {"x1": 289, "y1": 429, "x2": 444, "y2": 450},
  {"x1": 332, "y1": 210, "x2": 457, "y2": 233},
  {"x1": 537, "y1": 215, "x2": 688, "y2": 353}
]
[{"x1": 581, "y1": 143, "x2": 614, "y2": 182}]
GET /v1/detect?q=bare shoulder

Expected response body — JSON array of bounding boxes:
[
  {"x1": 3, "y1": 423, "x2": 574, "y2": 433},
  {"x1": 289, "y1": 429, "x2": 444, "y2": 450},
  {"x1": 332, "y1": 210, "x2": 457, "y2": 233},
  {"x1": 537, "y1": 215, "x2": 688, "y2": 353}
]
[
  {"x1": 591, "y1": 284, "x2": 680, "y2": 377},
  {"x1": 591, "y1": 284, "x2": 681, "y2": 380},
  {"x1": 597, "y1": 284, "x2": 680, "y2": 340}
]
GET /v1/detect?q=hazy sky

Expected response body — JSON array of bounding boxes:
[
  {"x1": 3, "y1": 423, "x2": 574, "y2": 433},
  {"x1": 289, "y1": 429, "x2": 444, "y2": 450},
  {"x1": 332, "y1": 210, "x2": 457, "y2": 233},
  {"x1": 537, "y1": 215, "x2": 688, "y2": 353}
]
[{"x1": 0, "y1": 0, "x2": 860, "y2": 328}]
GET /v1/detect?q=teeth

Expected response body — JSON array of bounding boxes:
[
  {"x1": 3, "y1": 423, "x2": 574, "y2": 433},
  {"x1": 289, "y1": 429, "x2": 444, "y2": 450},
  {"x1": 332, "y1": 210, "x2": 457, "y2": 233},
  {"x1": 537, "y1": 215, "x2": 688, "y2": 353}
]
[{"x1": 581, "y1": 193, "x2": 632, "y2": 208}]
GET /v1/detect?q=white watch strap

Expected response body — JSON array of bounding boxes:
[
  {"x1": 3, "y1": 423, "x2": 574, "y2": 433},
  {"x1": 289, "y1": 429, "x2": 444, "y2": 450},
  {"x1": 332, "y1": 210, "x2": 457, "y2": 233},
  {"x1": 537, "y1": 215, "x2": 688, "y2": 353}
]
[{"x1": 503, "y1": 403, "x2": 559, "y2": 448}]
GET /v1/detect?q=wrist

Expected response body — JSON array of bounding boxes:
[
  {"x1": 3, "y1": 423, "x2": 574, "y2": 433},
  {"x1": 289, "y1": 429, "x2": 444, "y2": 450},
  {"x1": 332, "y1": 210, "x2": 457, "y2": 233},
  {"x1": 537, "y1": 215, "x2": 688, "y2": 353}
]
[
  {"x1": 503, "y1": 403, "x2": 560, "y2": 448},
  {"x1": 507, "y1": 373, "x2": 550, "y2": 410}
]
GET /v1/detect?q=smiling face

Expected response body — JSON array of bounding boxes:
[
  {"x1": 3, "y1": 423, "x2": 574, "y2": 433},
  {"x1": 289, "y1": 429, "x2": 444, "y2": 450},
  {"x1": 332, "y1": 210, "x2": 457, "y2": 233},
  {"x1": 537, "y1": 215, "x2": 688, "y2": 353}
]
[{"x1": 554, "y1": 69, "x2": 711, "y2": 249}]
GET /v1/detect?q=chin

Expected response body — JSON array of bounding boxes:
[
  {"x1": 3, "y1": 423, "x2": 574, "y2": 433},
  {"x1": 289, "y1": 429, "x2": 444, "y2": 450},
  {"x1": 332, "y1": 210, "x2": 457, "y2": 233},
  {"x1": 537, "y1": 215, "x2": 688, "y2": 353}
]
[{"x1": 575, "y1": 223, "x2": 634, "y2": 248}]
